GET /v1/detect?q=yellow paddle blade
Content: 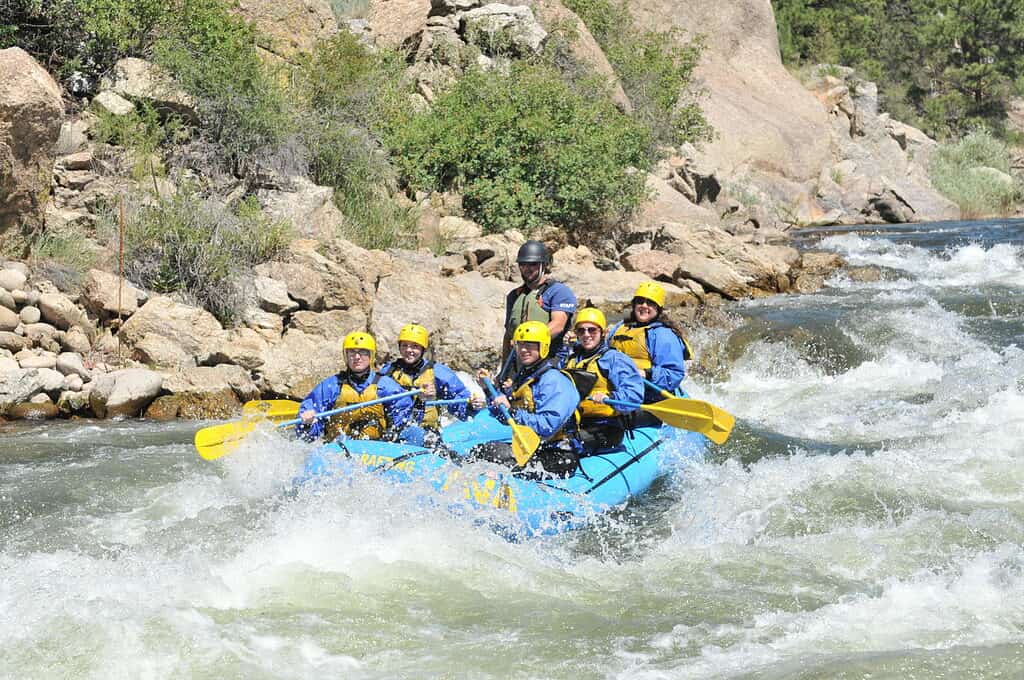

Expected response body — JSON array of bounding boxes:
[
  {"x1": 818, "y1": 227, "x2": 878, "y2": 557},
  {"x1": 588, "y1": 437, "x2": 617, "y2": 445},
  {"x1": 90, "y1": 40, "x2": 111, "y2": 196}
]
[
  {"x1": 242, "y1": 399, "x2": 300, "y2": 422},
  {"x1": 510, "y1": 422, "x2": 542, "y2": 467},
  {"x1": 706, "y1": 403, "x2": 735, "y2": 445},
  {"x1": 194, "y1": 419, "x2": 260, "y2": 461},
  {"x1": 642, "y1": 397, "x2": 735, "y2": 445}
]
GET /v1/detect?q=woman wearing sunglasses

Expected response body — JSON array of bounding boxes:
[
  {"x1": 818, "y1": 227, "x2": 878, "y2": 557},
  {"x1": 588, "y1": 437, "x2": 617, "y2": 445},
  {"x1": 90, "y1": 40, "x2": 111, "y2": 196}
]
[
  {"x1": 563, "y1": 307, "x2": 644, "y2": 450},
  {"x1": 608, "y1": 281, "x2": 692, "y2": 406}
]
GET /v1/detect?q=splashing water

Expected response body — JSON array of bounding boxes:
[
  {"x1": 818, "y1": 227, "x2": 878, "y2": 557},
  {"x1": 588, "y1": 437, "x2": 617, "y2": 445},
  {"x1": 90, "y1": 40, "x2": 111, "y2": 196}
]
[{"x1": 3, "y1": 219, "x2": 1024, "y2": 678}]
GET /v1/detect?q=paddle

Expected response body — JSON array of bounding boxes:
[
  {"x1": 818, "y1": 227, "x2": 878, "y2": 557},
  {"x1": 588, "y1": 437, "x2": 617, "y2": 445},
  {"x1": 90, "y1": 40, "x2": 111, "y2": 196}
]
[
  {"x1": 639, "y1": 377, "x2": 735, "y2": 444},
  {"x1": 195, "y1": 389, "x2": 421, "y2": 461},
  {"x1": 481, "y1": 377, "x2": 541, "y2": 466},
  {"x1": 602, "y1": 397, "x2": 730, "y2": 444},
  {"x1": 423, "y1": 398, "x2": 471, "y2": 407},
  {"x1": 241, "y1": 399, "x2": 300, "y2": 422}
]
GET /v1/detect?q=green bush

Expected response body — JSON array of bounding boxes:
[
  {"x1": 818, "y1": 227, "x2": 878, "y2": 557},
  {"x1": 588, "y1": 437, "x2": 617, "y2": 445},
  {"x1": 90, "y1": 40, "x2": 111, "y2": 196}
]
[
  {"x1": 385, "y1": 62, "x2": 652, "y2": 234},
  {"x1": 294, "y1": 32, "x2": 418, "y2": 248},
  {"x1": 1, "y1": 0, "x2": 164, "y2": 80},
  {"x1": 930, "y1": 130, "x2": 1021, "y2": 218},
  {"x1": 118, "y1": 190, "x2": 291, "y2": 323},
  {"x1": 153, "y1": 0, "x2": 295, "y2": 175},
  {"x1": 563, "y1": 0, "x2": 712, "y2": 148},
  {"x1": 92, "y1": 103, "x2": 187, "y2": 182}
]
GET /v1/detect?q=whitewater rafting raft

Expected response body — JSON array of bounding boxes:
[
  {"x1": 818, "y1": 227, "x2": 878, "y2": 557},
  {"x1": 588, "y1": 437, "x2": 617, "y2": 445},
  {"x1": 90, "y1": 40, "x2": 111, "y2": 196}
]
[{"x1": 297, "y1": 410, "x2": 708, "y2": 537}]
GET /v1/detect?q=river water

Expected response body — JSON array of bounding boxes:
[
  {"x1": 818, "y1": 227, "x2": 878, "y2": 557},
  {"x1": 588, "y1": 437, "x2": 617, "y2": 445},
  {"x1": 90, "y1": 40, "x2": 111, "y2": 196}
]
[{"x1": 2, "y1": 218, "x2": 1023, "y2": 678}]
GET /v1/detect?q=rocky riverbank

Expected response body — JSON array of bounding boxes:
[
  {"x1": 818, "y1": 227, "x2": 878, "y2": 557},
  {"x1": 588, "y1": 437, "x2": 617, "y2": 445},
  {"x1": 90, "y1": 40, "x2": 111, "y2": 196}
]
[
  {"x1": 0, "y1": 227, "x2": 863, "y2": 422},
  {"x1": 0, "y1": 0, "x2": 945, "y2": 422}
]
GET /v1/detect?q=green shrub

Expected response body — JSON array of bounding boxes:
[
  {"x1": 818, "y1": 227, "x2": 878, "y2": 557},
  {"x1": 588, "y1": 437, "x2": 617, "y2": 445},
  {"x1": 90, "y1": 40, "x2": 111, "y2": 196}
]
[
  {"x1": 385, "y1": 62, "x2": 652, "y2": 234},
  {"x1": 563, "y1": 0, "x2": 712, "y2": 148},
  {"x1": 117, "y1": 190, "x2": 291, "y2": 323},
  {"x1": 153, "y1": 0, "x2": 295, "y2": 175},
  {"x1": 293, "y1": 32, "x2": 417, "y2": 248},
  {"x1": 930, "y1": 129, "x2": 1021, "y2": 218},
  {"x1": 28, "y1": 225, "x2": 99, "y2": 274},
  {"x1": 92, "y1": 103, "x2": 186, "y2": 182},
  {"x1": 1, "y1": 0, "x2": 164, "y2": 80}
]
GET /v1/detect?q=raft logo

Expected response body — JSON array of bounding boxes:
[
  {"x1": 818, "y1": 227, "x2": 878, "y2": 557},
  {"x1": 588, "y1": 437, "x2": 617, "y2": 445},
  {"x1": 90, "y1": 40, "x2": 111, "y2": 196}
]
[
  {"x1": 441, "y1": 471, "x2": 517, "y2": 513},
  {"x1": 360, "y1": 453, "x2": 416, "y2": 473}
]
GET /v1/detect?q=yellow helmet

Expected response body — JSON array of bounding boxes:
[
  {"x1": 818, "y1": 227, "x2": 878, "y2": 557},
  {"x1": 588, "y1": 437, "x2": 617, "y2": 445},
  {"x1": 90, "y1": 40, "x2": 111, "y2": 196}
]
[
  {"x1": 633, "y1": 281, "x2": 666, "y2": 308},
  {"x1": 397, "y1": 324, "x2": 429, "y2": 350},
  {"x1": 574, "y1": 307, "x2": 607, "y2": 332},
  {"x1": 342, "y1": 331, "x2": 376, "y2": 363},
  {"x1": 512, "y1": 320, "x2": 551, "y2": 359}
]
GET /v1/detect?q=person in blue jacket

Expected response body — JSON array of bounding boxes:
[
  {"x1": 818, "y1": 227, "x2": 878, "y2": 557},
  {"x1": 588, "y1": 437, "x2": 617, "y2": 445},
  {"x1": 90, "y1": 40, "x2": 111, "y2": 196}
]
[
  {"x1": 608, "y1": 281, "x2": 692, "y2": 404},
  {"x1": 379, "y1": 323, "x2": 475, "y2": 446},
  {"x1": 296, "y1": 331, "x2": 414, "y2": 442},
  {"x1": 478, "y1": 320, "x2": 582, "y2": 475},
  {"x1": 564, "y1": 307, "x2": 645, "y2": 450},
  {"x1": 501, "y1": 240, "x2": 577, "y2": 372}
]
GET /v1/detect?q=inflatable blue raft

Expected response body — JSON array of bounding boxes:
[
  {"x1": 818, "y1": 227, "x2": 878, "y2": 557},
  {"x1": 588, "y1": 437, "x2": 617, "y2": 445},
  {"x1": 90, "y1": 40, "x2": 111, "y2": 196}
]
[{"x1": 298, "y1": 411, "x2": 707, "y2": 537}]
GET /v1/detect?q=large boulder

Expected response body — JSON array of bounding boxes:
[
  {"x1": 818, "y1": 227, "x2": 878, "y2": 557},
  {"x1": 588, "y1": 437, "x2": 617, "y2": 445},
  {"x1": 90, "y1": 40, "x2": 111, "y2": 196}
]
[
  {"x1": 367, "y1": 0, "x2": 432, "y2": 49},
  {"x1": 90, "y1": 368, "x2": 164, "y2": 419},
  {"x1": 0, "y1": 48, "x2": 64, "y2": 256},
  {"x1": 628, "y1": 1, "x2": 831, "y2": 184},
  {"x1": 0, "y1": 367, "x2": 64, "y2": 415},
  {"x1": 206, "y1": 328, "x2": 272, "y2": 371},
  {"x1": 119, "y1": 296, "x2": 225, "y2": 367},
  {"x1": 258, "y1": 329, "x2": 347, "y2": 399},
  {"x1": 257, "y1": 176, "x2": 345, "y2": 240},
  {"x1": 99, "y1": 58, "x2": 197, "y2": 120},
  {"x1": 371, "y1": 269, "x2": 513, "y2": 371},
  {"x1": 235, "y1": 0, "x2": 338, "y2": 58},
  {"x1": 81, "y1": 269, "x2": 141, "y2": 321},
  {"x1": 149, "y1": 365, "x2": 259, "y2": 420},
  {"x1": 255, "y1": 240, "x2": 375, "y2": 312}
]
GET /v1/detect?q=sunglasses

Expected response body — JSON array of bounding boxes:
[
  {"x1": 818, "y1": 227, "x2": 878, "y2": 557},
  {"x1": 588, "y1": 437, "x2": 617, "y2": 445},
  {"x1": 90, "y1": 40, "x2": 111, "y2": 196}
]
[
  {"x1": 575, "y1": 326, "x2": 602, "y2": 335},
  {"x1": 346, "y1": 349, "x2": 372, "y2": 357},
  {"x1": 633, "y1": 297, "x2": 658, "y2": 307}
]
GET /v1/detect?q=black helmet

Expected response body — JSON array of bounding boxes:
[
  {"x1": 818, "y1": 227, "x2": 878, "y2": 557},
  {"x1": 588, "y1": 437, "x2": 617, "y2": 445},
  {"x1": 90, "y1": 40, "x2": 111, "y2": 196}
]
[{"x1": 516, "y1": 240, "x2": 550, "y2": 265}]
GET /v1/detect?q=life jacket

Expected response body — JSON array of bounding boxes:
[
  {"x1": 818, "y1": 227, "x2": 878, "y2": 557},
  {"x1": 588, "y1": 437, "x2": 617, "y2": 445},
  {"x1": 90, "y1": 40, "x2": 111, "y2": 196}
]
[
  {"x1": 324, "y1": 372, "x2": 386, "y2": 441},
  {"x1": 564, "y1": 349, "x2": 615, "y2": 419},
  {"x1": 507, "y1": 280, "x2": 553, "y2": 332},
  {"x1": 609, "y1": 321, "x2": 692, "y2": 373},
  {"x1": 386, "y1": 360, "x2": 439, "y2": 429},
  {"x1": 509, "y1": 361, "x2": 579, "y2": 441}
]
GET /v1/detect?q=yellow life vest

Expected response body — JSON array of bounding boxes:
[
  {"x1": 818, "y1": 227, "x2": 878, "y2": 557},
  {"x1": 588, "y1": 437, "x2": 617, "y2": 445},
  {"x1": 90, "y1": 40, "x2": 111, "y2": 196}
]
[
  {"x1": 509, "y1": 365, "x2": 577, "y2": 441},
  {"x1": 564, "y1": 350, "x2": 615, "y2": 419},
  {"x1": 386, "y1": 361, "x2": 439, "y2": 429},
  {"x1": 610, "y1": 323, "x2": 654, "y2": 372},
  {"x1": 324, "y1": 373, "x2": 386, "y2": 441}
]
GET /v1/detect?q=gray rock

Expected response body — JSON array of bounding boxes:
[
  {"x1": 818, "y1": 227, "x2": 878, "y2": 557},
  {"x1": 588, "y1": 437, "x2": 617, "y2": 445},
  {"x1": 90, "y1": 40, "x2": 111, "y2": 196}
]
[
  {"x1": 0, "y1": 331, "x2": 28, "y2": 352},
  {"x1": 91, "y1": 90, "x2": 135, "y2": 116},
  {"x1": 0, "y1": 367, "x2": 64, "y2": 414},
  {"x1": 81, "y1": 269, "x2": 139, "y2": 320},
  {"x1": 56, "y1": 352, "x2": 92, "y2": 380},
  {"x1": 0, "y1": 356, "x2": 18, "y2": 372},
  {"x1": 63, "y1": 373, "x2": 84, "y2": 392},
  {"x1": 254, "y1": 275, "x2": 298, "y2": 314},
  {"x1": 17, "y1": 351, "x2": 57, "y2": 370},
  {"x1": 89, "y1": 368, "x2": 164, "y2": 419},
  {"x1": 38, "y1": 292, "x2": 90, "y2": 331},
  {"x1": 0, "y1": 306, "x2": 18, "y2": 331},
  {"x1": 0, "y1": 268, "x2": 27, "y2": 291},
  {"x1": 18, "y1": 306, "x2": 40, "y2": 324},
  {"x1": 60, "y1": 325, "x2": 92, "y2": 353}
]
